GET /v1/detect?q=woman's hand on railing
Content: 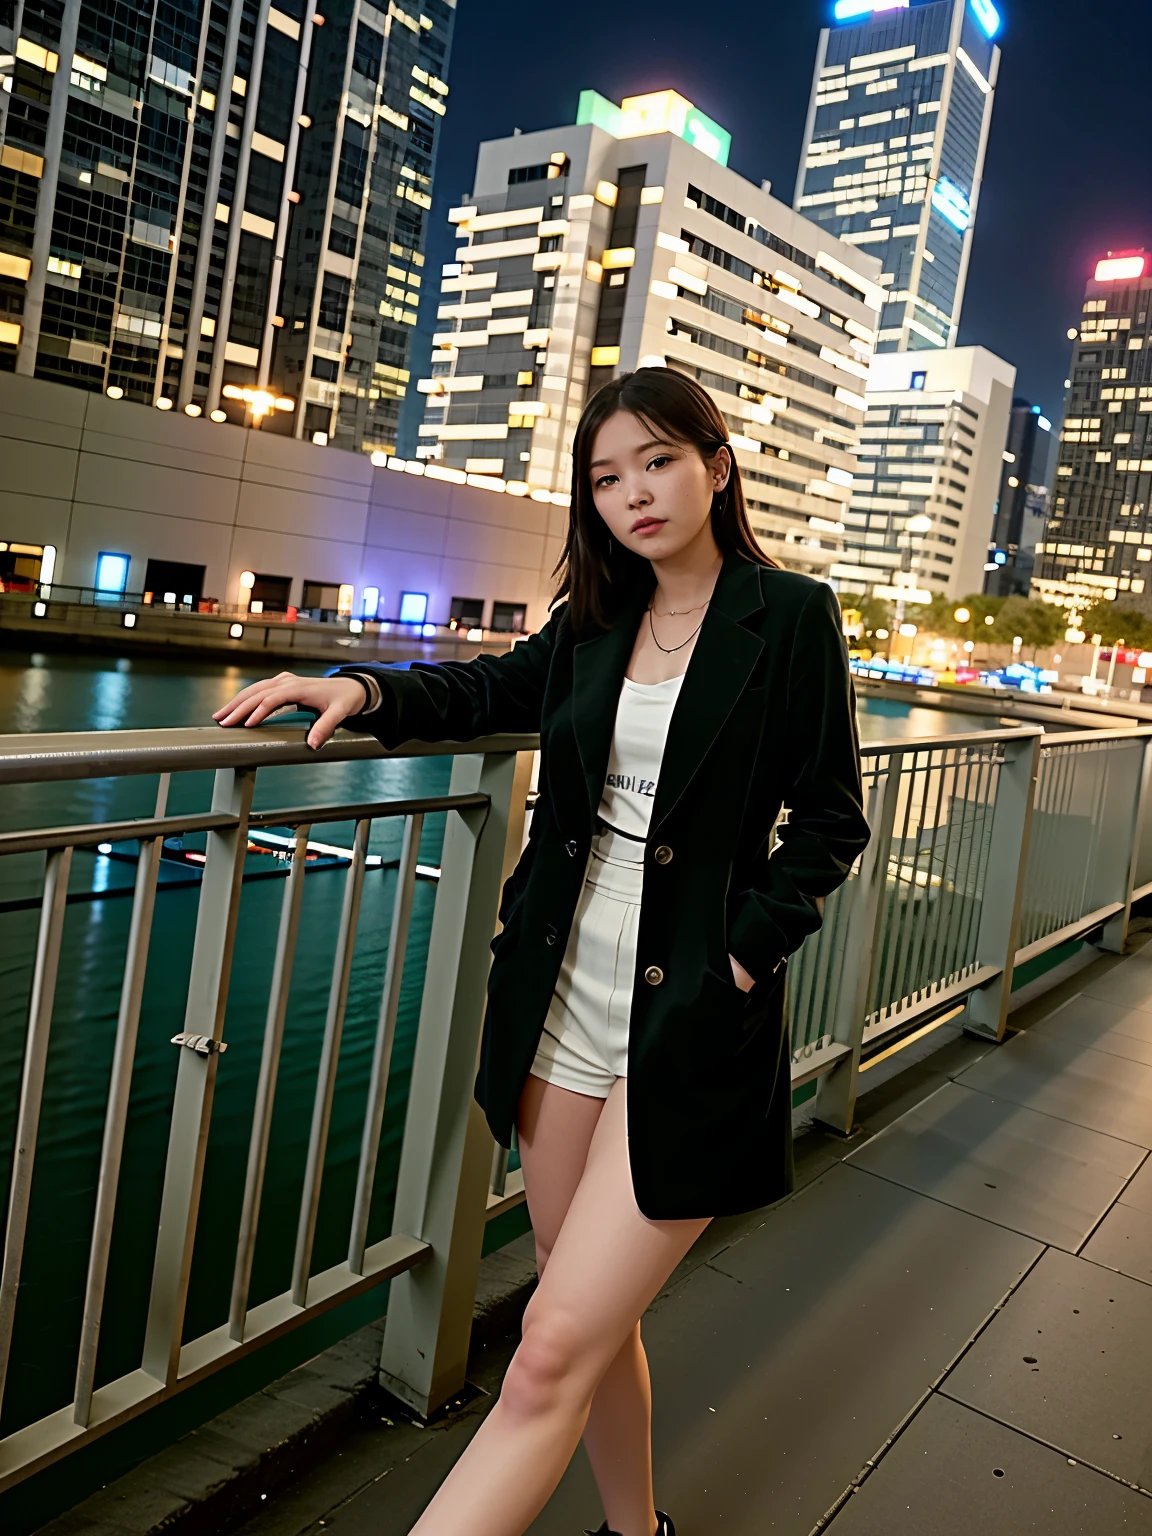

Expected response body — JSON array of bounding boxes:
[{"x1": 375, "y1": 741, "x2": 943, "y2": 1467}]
[{"x1": 213, "y1": 673, "x2": 368, "y2": 750}]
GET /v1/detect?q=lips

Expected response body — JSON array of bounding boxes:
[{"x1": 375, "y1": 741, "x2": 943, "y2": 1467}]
[{"x1": 631, "y1": 517, "x2": 666, "y2": 535}]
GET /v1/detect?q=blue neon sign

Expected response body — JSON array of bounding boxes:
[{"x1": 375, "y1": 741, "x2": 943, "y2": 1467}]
[
  {"x1": 931, "y1": 176, "x2": 971, "y2": 232},
  {"x1": 969, "y1": 0, "x2": 1000, "y2": 36},
  {"x1": 833, "y1": 0, "x2": 908, "y2": 20}
]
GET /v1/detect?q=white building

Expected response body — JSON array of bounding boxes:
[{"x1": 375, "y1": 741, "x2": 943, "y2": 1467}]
[
  {"x1": 419, "y1": 90, "x2": 887, "y2": 581},
  {"x1": 839, "y1": 345, "x2": 1015, "y2": 602}
]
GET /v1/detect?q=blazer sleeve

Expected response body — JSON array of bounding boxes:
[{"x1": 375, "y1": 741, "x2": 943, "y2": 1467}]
[
  {"x1": 727, "y1": 582, "x2": 871, "y2": 979},
  {"x1": 333, "y1": 604, "x2": 563, "y2": 748}
]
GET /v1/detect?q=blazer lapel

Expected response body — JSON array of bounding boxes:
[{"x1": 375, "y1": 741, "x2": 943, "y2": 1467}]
[
  {"x1": 570, "y1": 588, "x2": 648, "y2": 824},
  {"x1": 650, "y1": 557, "x2": 766, "y2": 834}
]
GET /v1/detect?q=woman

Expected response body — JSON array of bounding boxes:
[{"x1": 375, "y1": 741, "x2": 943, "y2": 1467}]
[{"x1": 215, "y1": 368, "x2": 870, "y2": 1536}]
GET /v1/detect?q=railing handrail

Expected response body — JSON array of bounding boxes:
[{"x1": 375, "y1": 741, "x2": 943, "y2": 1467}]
[
  {"x1": 858, "y1": 726, "x2": 1042, "y2": 755},
  {"x1": 0, "y1": 725, "x2": 541, "y2": 785}
]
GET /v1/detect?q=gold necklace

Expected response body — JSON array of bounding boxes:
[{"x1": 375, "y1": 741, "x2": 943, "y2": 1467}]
[{"x1": 650, "y1": 597, "x2": 711, "y2": 618}]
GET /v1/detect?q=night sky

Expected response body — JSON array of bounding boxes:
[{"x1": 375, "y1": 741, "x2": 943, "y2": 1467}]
[{"x1": 423, "y1": 0, "x2": 1152, "y2": 425}]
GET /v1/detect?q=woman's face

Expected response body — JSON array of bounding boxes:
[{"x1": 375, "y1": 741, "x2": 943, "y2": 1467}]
[{"x1": 588, "y1": 409, "x2": 730, "y2": 562}]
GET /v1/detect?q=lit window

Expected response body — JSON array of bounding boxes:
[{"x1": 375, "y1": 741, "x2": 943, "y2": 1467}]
[
  {"x1": 95, "y1": 552, "x2": 130, "y2": 593},
  {"x1": 399, "y1": 591, "x2": 429, "y2": 623}
]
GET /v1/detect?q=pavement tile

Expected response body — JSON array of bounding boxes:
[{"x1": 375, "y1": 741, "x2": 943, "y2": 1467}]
[
  {"x1": 844, "y1": 1080, "x2": 1142, "y2": 1251},
  {"x1": 1082, "y1": 1202, "x2": 1152, "y2": 1288},
  {"x1": 955, "y1": 1032, "x2": 1152, "y2": 1149},
  {"x1": 1030, "y1": 993, "x2": 1152, "y2": 1066},
  {"x1": 825, "y1": 1393, "x2": 1152, "y2": 1534},
  {"x1": 943, "y1": 1247, "x2": 1152, "y2": 1492},
  {"x1": 526, "y1": 1162, "x2": 1040, "y2": 1536},
  {"x1": 1080, "y1": 961, "x2": 1152, "y2": 1012}
]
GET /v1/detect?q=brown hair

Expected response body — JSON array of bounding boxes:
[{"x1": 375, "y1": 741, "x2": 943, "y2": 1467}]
[{"x1": 552, "y1": 366, "x2": 778, "y2": 633}]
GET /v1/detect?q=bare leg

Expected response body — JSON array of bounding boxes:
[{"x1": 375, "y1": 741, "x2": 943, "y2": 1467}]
[
  {"x1": 517, "y1": 1078, "x2": 658, "y2": 1536},
  {"x1": 409, "y1": 1079, "x2": 710, "y2": 1536}
]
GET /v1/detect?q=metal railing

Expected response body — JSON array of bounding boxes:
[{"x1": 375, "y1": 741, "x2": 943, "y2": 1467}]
[
  {"x1": 791, "y1": 723, "x2": 1152, "y2": 1133},
  {"x1": 0, "y1": 725, "x2": 534, "y2": 1490},
  {"x1": 0, "y1": 718, "x2": 1149, "y2": 1492}
]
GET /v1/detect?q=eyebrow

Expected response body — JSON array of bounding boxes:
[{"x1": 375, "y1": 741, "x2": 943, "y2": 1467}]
[{"x1": 589, "y1": 437, "x2": 677, "y2": 470}]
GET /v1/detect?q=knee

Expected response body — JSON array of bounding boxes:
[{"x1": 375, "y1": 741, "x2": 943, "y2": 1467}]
[{"x1": 500, "y1": 1312, "x2": 582, "y2": 1422}]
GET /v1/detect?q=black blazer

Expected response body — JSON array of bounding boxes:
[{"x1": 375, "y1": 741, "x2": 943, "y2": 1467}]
[{"x1": 342, "y1": 554, "x2": 870, "y2": 1219}]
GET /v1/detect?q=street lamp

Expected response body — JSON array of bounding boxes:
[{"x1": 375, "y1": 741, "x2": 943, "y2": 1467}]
[{"x1": 953, "y1": 607, "x2": 971, "y2": 623}]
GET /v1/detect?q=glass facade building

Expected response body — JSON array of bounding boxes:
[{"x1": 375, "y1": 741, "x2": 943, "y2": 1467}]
[
  {"x1": 0, "y1": 0, "x2": 453, "y2": 453},
  {"x1": 1034, "y1": 252, "x2": 1152, "y2": 618},
  {"x1": 795, "y1": 0, "x2": 1000, "y2": 353},
  {"x1": 983, "y1": 398, "x2": 1052, "y2": 597}
]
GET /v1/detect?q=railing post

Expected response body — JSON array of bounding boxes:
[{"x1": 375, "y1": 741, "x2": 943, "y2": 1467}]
[
  {"x1": 961, "y1": 732, "x2": 1041, "y2": 1042},
  {"x1": 141, "y1": 767, "x2": 254, "y2": 1385},
  {"x1": 1099, "y1": 733, "x2": 1152, "y2": 954},
  {"x1": 378, "y1": 748, "x2": 531, "y2": 1418},
  {"x1": 814, "y1": 763, "x2": 899, "y2": 1136}
]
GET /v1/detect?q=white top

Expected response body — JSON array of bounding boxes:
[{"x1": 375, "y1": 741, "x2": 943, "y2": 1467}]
[{"x1": 596, "y1": 674, "x2": 686, "y2": 839}]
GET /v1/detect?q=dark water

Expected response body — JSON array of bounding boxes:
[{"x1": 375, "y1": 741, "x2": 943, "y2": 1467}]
[{"x1": 0, "y1": 650, "x2": 993, "y2": 1438}]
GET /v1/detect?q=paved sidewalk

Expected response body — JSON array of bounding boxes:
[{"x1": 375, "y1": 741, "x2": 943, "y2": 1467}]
[{"x1": 221, "y1": 939, "x2": 1152, "y2": 1536}]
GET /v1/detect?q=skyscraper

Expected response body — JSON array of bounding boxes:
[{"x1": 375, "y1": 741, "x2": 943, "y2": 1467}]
[
  {"x1": 1034, "y1": 251, "x2": 1152, "y2": 618},
  {"x1": 0, "y1": 0, "x2": 453, "y2": 453},
  {"x1": 983, "y1": 398, "x2": 1052, "y2": 597},
  {"x1": 794, "y1": 0, "x2": 1001, "y2": 353},
  {"x1": 419, "y1": 91, "x2": 886, "y2": 583}
]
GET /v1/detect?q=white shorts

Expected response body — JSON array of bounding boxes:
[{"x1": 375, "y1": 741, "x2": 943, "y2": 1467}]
[{"x1": 529, "y1": 827, "x2": 645, "y2": 1098}]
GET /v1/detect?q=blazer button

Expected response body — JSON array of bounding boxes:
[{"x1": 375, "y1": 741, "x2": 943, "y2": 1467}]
[
  {"x1": 644, "y1": 965, "x2": 664, "y2": 986},
  {"x1": 565, "y1": 840, "x2": 578, "y2": 857},
  {"x1": 653, "y1": 845, "x2": 673, "y2": 865},
  {"x1": 545, "y1": 923, "x2": 558, "y2": 946}
]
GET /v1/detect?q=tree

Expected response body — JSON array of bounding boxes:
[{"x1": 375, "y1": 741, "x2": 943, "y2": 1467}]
[
  {"x1": 837, "y1": 591, "x2": 892, "y2": 635},
  {"x1": 992, "y1": 596, "x2": 1064, "y2": 651},
  {"x1": 1077, "y1": 602, "x2": 1152, "y2": 649}
]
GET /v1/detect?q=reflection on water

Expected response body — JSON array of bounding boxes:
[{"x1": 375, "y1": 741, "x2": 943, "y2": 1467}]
[{"x1": 0, "y1": 648, "x2": 996, "y2": 1437}]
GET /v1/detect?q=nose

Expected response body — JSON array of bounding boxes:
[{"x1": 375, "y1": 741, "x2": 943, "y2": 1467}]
[{"x1": 625, "y1": 480, "x2": 652, "y2": 510}]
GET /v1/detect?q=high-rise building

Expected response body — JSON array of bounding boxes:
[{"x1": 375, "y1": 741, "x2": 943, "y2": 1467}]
[
  {"x1": 839, "y1": 345, "x2": 1014, "y2": 601},
  {"x1": 1034, "y1": 251, "x2": 1152, "y2": 618},
  {"x1": 0, "y1": 0, "x2": 453, "y2": 453},
  {"x1": 983, "y1": 398, "x2": 1052, "y2": 597},
  {"x1": 419, "y1": 90, "x2": 886, "y2": 583},
  {"x1": 794, "y1": 0, "x2": 1001, "y2": 353}
]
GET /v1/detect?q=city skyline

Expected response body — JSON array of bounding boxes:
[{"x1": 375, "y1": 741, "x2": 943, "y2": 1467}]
[{"x1": 422, "y1": 0, "x2": 1152, "y2": 426}]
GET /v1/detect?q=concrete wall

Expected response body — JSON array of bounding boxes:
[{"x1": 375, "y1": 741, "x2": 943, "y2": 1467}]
[{"x1": 0, "y1": 374, "x2": 565, "y2": 628}]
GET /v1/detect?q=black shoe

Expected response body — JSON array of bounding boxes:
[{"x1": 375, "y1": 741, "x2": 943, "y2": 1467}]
[{"x1": 584, "y1": 1514, "x2": 675, "y2": 1536}]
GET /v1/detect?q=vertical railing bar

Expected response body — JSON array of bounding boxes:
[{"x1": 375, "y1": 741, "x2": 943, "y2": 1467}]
[
  {"x1": 943, "y1": 747, "x2": 978, "y2": 987},
  {"x1": 0, "y1": 846, "x2": 74, "y2": 1419},
  {"x1": 228, "y1": 824, "x2": 311, "y2": 1341},
  {"x1": 868, "y1": 753, "x2": 898, "y2": 1021},
  {"x1": 914, "y1": 753, "x2": 947, "y2": 1000},
  {"x1": 1053, "y1": 746, "x2": 1080, "y2": 932},
  {"x1": 880, "y1": 750, "x2": 917, "y2": 1017},
  {"x1": 489, "y1": 1142, "x2": 510, "y2": 1201},
  {"x1": 906, "y1": 752, "x2": 942, "y2": 1003},
  {"x1": 957, "y1": 749, "x2": 992, "y2": 978},
  {"x1": 291, "y1": 818, "x2": 371, "y2": 1306},
  {"x1": 927, "y1": 746, "x2": 958, "y2": 983},
  {"x1": 154, "y1": 772, "x2": 171, "y2": 819},
  {"x1": 141, "y1": 766, "x2": 255, "y2": 1386},
  {"x1": 1019, "y1": 747, "x2": 1048, "y2": 948},
  {"x1": 348, "y1": 812, "x2": 425, "y2": 1275},
  {"x1": 73, "y1": 831, "x2": 165, "y2": 1425},
  {"x1": 871, "y1": 750, "x2": 904, "y2": 1022},
  {"x1": 889, "y1": 753, "x2": 923, "y2": 1013}
]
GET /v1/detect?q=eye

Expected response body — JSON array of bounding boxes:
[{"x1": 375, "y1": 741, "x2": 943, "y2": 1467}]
[
  {"x1": 594, "y1": 473, "x2": 618, "y2": 489},
  {"x1": 647, "y1": 454, "x2": 672, "y2": 471}
]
